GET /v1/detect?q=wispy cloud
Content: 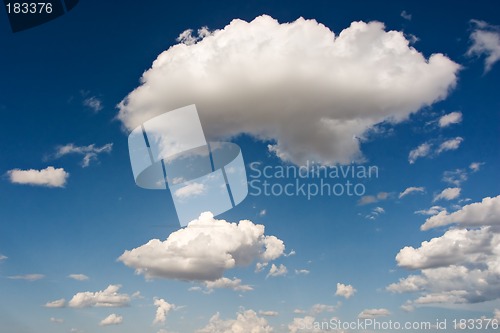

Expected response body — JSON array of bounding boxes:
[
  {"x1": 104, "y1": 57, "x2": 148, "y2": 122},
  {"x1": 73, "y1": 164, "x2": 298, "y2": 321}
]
[
  {"x1": 399, "y1": 187, "x2": 425, "y2": 199},
  {"x1": 467, "y1": 20, "x2": 500, "y2": 72},
  {"x1": 55, "y1": 143, "x2": 113, "y2": 167},
  {"x1": 8, "y1": 274, "x2": 45, "y2": 281}
]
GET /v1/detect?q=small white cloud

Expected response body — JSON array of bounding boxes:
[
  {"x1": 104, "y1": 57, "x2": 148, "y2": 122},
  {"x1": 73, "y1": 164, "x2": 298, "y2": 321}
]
[
  {"x1": 153, "y1": 298, "x2": 175, "y2": 325},
  {"x1": 467, "y1": 20, "x2": 500, "y2": 72},
  {"x1": 433, "y1": 187, "x2": 461, "y2": 202},
  {"x1": 7, "y1": 166, "x2": 69, "y2": 188},
  {"x1": 335, "y1": 283, "x2": 356, "y2": 299},
  {"x1": 173, "y1": 182, "x2": 206, "y2": 199},
  {"x1": 202, "y1": 277, "x2": 253, "y2": 293},
  {"x1": 0, "y1": 255, "x2": 7, "y2": 262},
  {"x1": 50, "y1": 317, "x2": 64, "y2": 324},
  {"x1": 414, "y1": 206, "x2": 445, "y2": 216},
  {"x1": 295, "y1": 269, "x2": 310, "y2": 275},
  {"x1": 401, "y1": 10, "x2": 412, "y2": 21},
  {"x1": 100, "y1": 314, "x2": 123, "y2": 326},
  {"x1": 45, "y1": 299, "x2": 66, "y2": 308},
  {"x1": 358, "y1": 308, "x2": 391, "y2": 319},
  {"x1": 258, "y1": 310, "x2": 279, "y2": 317},
  {"x1": 8, "y1": 274, "x2": 44, "y2": 281},
  {"x1": 267, "y1": 264, "x2": 287, "y2": 278},
  {"x1": 259, "y1": 209, "x2": 267, "y2": 217},
  {"x1": 469, "y1": 162, "x2": 484, "y2": 172},
  {"x1": 436, "y1": 137, "x2": 463, "y2": 154},
  {"x1": 439, "y1": 111, "x2": 462, "y2": 127},
  {"x1": 358, "y1": 192, "x2": 390, "y2": 205},
  {"x1": 255, "y1": 262, "x2": 269, "y2": 273},
  {"x1": 83, "y1": 96, "x2": 103, "y2": 113},
  {"x1": 442, "y1": 169, "x2": 468, "y2": 186},
  {"x1": 131, "y1": 291, "x2": 143, "y2": 299},
  {"x1": 68, "y1": 285, "x2": 130, "y2": 308},
  {"x1": 55, "y1": 143, "x2": 113, "y2": 168},
  {"x1": 311, "y1": 303, "x2": 338, "y2": 314},
  {"x1": 399, "y1": 186, "x2": 425, "y2": 198},
  {"x1": 68, "y1": 274, "x2": 89, "y2": 281},
  {"x1": 409, "y1": 143, "x2": 431, "y2": 164}
]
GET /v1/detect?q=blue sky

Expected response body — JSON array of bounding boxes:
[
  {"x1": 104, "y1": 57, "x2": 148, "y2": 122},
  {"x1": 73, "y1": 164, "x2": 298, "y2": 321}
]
[{"x1": 1, "y1": 1, "x2": 500, "y2": 332}]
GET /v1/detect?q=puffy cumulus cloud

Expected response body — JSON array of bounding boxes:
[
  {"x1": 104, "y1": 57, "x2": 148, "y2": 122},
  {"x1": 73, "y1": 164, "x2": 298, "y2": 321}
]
[
  {"x1": 421, "y1": 195, "x2": 500, "y2": 230},
  {"x1": 100, "y1": 314, "x2": 123, "y2": 326},
  {"x1": 118, "y1": 212, "x2": 285, "y2": 281},
  {"x1": 197, "y1": 310, "x2": 273, "y2": 333},
  {"x1": 433, "y1": 187, "x2": 461, "y2": 202},
  {"x1": 266, "y1": 264, "x2": 287, "y2": 278},
  {"x1": 358, "y1": 308, "x2": 391, "y2": 319},
  {"x1": 388, "y1": 196, "x2": 500, "y2": 305},
  {"x1": 44, "y1": 299, "x2": 66, "y2": 308},
  {"x1": 202, "y1": 277, "x2": 253, "y2": 293},
  {"x1": 439, "y1": 111, "x2": 462, "y2": 128},
  {"x1": 467, "y1": 20, "x2": 500, "y2": 72},
  {"x1": 335, "y1": 283, "x2": 357, "y2": 299},
  {"x1": 117, "y1": 15, "x2": 459, "y2": 166},
  {"x1": 399, "y1": 186, "x2": 425, "y2": 199},
  {"x1": 7, "y1": 166, "x2": 68, "y2": 187},
  {"x1": 153, "y1": 298, "x2": 175, "y2": 325},
  {"x1": 395, "y1": 228, "x2": 495, "y2": 270},
  {"x1": 68, "y1": 284, "x2": 130, "y2": 308},
  {"x1": 68, "y1": 274, "x2": 89, "y2": 281},
  {"x1": 55, "y1": 143, "x2": 113, "y2": 168}
]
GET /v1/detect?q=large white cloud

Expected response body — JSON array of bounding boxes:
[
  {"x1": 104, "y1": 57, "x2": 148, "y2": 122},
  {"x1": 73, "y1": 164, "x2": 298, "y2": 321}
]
[
  {"x1": 395, "y1": 228, "x2": 495, "y2": 270},
  {"x1": 7, "y1": 166, "x2": 68, "y2": 187},
  {"x1": 68, "y1": 285, "x2": 130, "y2": 308},
  {"x1": 117, "y1": 15, "x2": 459, "y2": 165},
  {"x1": 421, "y1": 195, "x2": 500, "y2": 230},
  {"x1": 118, "y1": 212, "x2": 285, "y2": 281},
  {"x1": 388, "y1": 196, "x2": 500, "y2": 305},
  {"x1": 197, "y1": 310, "x2": 273, "y2": 333}
]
